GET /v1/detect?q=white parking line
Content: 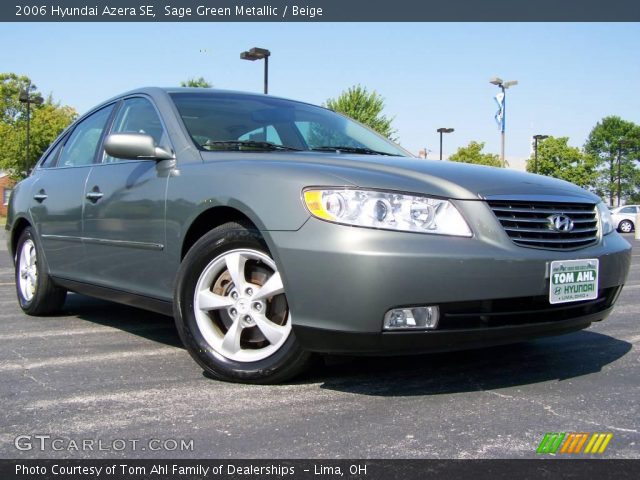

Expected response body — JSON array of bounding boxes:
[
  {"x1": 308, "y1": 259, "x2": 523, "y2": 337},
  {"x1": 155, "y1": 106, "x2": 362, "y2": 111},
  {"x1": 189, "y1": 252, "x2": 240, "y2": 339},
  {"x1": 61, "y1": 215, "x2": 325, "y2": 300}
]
[
  {"x1": 28, "y1": 381, "x2": 265, "y2": 410},
  {"x1": 0, "y1": 346, "x2": 183, "y2": 372},
  {"x1": 0, "y1": 323, "x2": 175, "y2": 341}
]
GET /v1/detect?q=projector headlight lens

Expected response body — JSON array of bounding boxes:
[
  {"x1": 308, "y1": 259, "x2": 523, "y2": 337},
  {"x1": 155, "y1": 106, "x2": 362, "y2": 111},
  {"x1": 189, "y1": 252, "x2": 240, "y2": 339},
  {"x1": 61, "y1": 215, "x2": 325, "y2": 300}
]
[{"x1": 303, "y1": 189, "x2": 472, "y2": 237}]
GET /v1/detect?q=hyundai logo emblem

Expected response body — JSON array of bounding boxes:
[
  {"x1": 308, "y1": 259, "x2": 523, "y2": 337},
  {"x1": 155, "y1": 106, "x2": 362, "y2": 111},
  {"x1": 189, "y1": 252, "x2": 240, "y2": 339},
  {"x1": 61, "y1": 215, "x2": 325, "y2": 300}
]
[{"x1": 548, "y1": 214, "x2": 574, "y2": 232}]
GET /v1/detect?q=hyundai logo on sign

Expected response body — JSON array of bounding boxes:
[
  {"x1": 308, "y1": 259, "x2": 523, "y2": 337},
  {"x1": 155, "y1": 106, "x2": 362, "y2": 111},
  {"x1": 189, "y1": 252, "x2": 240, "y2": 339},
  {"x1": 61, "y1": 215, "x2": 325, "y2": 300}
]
[{"x1": 549, "y1": 214, "x2": 575, "y2": 232}]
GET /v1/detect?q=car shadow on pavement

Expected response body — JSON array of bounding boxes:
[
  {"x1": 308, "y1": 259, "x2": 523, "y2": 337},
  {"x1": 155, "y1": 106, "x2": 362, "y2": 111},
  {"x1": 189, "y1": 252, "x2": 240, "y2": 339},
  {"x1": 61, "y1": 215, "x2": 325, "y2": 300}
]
[
  {"x1": 61, "y1": 293, "x2": 184, "y2": 348},
  {"x1": 313, "y1": 330, "x2": 632, "y2": 396},
  {"x1": 56, "y1": 294, "x2": 631, "y2": 393}
]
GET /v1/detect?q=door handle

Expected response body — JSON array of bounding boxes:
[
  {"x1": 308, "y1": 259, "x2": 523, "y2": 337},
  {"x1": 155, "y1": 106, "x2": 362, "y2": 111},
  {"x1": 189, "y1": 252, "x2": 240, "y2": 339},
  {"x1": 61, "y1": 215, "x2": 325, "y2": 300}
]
[
  {"x1": 33, "y1": 190, "x2": 47, "y2": 202},
  {"x1": 86, "y1": 189, "x2": 104, "y2": 202}
]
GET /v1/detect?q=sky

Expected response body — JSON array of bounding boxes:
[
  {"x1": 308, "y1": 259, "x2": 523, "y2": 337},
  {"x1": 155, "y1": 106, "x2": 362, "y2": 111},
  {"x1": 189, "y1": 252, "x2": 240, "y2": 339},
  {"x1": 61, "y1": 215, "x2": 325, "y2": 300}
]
[{"x1": 1, "y1": 22, "x2": 639, "y2": 170}]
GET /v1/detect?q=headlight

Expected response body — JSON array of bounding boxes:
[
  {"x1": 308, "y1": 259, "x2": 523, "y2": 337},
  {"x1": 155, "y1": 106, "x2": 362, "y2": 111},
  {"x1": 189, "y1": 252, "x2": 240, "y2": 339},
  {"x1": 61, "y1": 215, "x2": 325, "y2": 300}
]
[
  {"x1": 303, "y1": 188, "x2": 472, "y2": 237},
  {"x1": 596, "y1": 202, "x2": 614, "y2": 236}
]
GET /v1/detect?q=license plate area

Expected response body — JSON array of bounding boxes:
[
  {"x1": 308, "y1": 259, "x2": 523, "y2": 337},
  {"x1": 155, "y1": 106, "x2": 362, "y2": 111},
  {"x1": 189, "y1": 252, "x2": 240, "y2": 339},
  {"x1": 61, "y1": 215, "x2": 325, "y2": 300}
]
[{"x1": 549, "y1": 259, "x2": 599, "y2": 304}]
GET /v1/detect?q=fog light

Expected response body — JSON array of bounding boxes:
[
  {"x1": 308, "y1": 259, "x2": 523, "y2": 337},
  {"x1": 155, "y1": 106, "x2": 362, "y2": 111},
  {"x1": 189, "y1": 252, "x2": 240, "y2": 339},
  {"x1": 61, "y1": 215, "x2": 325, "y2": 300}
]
[{"x1": 383, "y1": 306, "x2": 439, "y2": 330}]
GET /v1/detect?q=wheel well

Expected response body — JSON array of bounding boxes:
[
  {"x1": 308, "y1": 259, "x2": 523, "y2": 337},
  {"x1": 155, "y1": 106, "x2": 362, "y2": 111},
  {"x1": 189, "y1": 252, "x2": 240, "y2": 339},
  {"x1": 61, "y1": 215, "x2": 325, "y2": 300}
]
[
  {"x1": 181, "y1": 207, "x2": 258, "y2": 259},
  {"x1": 10, "y1": 218, "x2": 31, "y2": 258}
]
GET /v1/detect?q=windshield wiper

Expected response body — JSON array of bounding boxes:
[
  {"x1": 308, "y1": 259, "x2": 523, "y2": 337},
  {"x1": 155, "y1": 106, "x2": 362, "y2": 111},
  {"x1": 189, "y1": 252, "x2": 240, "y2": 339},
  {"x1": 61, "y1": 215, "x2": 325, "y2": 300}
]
[
  {"x1": 203, "y1": 140, "x2": 302, "y2": 151},
  {"x1": 311, "y1": 146, "x2": 401, "y2": 156}
]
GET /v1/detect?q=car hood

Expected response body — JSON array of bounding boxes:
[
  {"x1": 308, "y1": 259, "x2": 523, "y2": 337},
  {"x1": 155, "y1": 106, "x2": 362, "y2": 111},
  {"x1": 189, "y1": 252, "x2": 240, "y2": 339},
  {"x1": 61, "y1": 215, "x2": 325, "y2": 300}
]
[{"x1": 202, "y1": 151, "x2": 601, "y2": 203}]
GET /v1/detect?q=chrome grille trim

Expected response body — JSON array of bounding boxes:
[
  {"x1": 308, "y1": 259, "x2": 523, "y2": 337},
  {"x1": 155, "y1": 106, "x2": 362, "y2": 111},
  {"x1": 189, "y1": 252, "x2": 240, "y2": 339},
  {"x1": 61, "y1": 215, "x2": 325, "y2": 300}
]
[
  {"x1": 491, "y1": 206, "x2": 594, "y2": 215},
  {"x1": 494, "y1": 216, "x2": 595, "y2": 224},
  {"x1": 487, "y1": 200, "x2": 598, "y2": 250},
  {"x1": 502, "y1": 226, "x2": 597, "y2": 235}
]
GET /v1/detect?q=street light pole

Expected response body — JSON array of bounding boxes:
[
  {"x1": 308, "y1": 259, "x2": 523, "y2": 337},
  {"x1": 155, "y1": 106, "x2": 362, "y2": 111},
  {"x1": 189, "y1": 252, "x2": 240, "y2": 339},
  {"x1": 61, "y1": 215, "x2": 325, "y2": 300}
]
[
  {"x1": 240, "y1": 47, "x2": 271, "y2": 94},
  {"x1": 490, "y1": 77, "x2": 518, "y2": 167},
  {"x1": 263, "y1": 54, "x2": 269, "y2": 95},
  {"x1": 436, "y1": 127, "x2": 454, "y2": 161},
  {"x1": 18, "y1": 83, "x2": 43, "y2": 173},
  {"x1": 533, "y1": 134, "x2": 548, "y2": 174},
  {"x1": 617, "y1": 145, "x2": 621, "y2": 207},
  {"x1": 499, "y1": 83, "x2": 505, "y2": 166}
]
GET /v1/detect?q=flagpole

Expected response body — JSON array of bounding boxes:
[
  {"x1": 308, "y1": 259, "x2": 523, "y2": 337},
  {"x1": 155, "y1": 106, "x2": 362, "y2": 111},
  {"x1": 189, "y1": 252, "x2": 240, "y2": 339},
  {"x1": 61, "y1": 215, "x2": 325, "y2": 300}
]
[{"x1": 500, "y1": 84, "x2": 506, "y2": 167}]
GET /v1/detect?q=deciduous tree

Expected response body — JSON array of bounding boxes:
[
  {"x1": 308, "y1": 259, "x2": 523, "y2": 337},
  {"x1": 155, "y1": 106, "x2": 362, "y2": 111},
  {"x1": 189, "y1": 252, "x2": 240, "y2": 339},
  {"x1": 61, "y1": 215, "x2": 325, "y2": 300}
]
[
  {"x1": 448, "y1": 141, "x2": 502, "y2": 167},
  {"x1": 585, "y1": 116, "x2": 640, "y2": 206},
  {"x1": 0, "y1": 73, "x2": 76, "y2": 179},
  {"x1": 325, "y1": 85, "x2": 397, "y2": 141},
  {"x1": 180, "y1": 77, "x2": 213, "y2": 88},
  {"x1": 525, "y1": 136, "x2": 596, "y2": 188}
]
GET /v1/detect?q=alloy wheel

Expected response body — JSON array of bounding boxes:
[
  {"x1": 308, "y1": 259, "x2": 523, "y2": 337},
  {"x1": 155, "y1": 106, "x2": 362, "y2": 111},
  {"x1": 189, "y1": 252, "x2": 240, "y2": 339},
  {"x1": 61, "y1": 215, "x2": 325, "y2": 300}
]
[
  {"x1": 18, "y1": 239, "x2": 38, "y2": 302},
  {"x1": 193, "y1": 249, "x2": 292, "y2": 362}
]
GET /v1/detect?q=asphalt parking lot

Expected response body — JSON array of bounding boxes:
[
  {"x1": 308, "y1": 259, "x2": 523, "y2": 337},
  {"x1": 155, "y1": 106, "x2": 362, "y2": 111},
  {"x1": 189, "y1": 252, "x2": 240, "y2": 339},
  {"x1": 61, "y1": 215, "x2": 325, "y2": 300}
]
[{"x1": 0, "y1": 230, "x2": 638, "y2": 459}]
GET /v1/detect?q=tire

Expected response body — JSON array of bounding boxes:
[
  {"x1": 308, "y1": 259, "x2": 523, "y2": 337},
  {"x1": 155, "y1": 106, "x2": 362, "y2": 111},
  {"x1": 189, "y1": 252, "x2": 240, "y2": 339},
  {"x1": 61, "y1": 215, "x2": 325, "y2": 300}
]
[
  {"x1": 174, "y1": 222, "x2": 311, "y2": 384},
  {"x1": 618, "y1": 220, "x2": 634, "y2": 233},
  {"x1": 14, "y1": 226, "x2": 67, "y2": 315}
]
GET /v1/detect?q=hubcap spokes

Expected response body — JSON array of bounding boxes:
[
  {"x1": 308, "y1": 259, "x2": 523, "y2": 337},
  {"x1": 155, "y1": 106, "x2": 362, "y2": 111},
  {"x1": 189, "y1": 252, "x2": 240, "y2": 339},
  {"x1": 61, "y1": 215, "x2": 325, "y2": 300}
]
[
  {"x1": 18, "y1": 239, "x2": 38, "y2": 301},
  {"x1": 193, "y1": 249, "x2": 291, "y2": 362}
]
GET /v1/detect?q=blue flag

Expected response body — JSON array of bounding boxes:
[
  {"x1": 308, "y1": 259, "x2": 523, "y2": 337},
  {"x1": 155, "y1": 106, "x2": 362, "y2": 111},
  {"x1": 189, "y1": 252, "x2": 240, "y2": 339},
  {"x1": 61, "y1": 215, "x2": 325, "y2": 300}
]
[{"x1": 494, "y1": 92, "x2": 505, "y2": 132}]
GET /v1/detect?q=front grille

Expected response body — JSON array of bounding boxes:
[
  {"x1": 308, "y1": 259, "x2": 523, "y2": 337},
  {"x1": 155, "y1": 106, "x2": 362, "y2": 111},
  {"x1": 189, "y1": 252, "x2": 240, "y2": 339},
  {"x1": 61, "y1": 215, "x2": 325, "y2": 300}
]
[
  {"x1": 437, "y1": 287, "x2": 619, "y2": 330},
  {"x1": 488, "y1": 200, "x2": 598, "y2": 250}
]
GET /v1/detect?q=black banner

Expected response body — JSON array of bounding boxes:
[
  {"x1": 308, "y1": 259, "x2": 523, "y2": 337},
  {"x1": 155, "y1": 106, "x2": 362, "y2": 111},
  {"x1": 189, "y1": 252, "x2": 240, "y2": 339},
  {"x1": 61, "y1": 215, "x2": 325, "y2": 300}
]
[
  {"x1": 3, "y1": 0, "x2": 640, "y2": 22},
  {"x1": 2, "y1": 459, "x2": 639, "y2": 480}
]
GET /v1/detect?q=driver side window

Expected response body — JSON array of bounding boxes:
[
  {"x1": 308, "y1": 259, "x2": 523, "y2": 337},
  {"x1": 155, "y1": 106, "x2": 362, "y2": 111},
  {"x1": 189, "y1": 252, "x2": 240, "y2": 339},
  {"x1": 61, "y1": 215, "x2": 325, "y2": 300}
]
[{"x1": 56, "y1": 105, "x2": 114, "y2": 167}]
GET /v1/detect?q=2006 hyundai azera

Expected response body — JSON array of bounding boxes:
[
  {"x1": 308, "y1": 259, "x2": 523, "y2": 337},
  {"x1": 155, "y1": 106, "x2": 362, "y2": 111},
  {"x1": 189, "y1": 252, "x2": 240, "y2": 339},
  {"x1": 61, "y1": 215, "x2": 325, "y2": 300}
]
[{"x1": 6, "y1": 88, "x2": 632, "y2": 383}]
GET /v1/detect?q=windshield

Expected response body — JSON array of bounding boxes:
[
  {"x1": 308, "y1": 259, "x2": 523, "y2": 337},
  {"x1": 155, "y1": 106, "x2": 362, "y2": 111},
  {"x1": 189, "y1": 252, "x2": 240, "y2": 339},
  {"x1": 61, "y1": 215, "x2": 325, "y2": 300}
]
[{"x1": 169, "y1": 92, "x2": 408, "y2": 156}]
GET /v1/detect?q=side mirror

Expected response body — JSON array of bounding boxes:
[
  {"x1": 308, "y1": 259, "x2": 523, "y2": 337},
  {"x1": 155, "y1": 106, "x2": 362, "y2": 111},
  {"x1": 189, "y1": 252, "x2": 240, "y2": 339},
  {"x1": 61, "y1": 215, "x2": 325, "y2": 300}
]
[{"x1": 104, "y1": 133, "x2": 174, "y2": 161}]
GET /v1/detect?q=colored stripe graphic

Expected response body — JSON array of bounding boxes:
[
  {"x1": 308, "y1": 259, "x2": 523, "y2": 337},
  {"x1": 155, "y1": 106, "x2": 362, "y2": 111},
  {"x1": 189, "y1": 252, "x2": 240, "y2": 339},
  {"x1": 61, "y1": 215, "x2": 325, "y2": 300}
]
[
  {"x1": 559, "y1": 434, "x2": 575, "y2": 454},
  {"x1": 584, "y1": 433, "x2": 613, "y2": 454},
  {"x1": 538, "y1": 432, "x2": 613, "y2": 454},
  {"x1": 573, "y1": 433, "x2": 589, "y2": 453},
  {"x1": 560, "y1": 433, "x2": 588, "y2": 454},
  {"x1": 537, "y1": 433, "x2": 565, "y2": 454}
]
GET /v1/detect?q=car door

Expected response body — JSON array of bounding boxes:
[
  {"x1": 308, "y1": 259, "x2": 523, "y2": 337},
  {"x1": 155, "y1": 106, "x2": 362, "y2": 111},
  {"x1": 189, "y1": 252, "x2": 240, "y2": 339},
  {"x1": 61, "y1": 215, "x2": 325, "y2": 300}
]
[
  {"x1": 81, "y1": 96, "x2": 174, "y2": 300},
  {"x1": 29, "y1": 104, "x2": 115, "y2": 280}
]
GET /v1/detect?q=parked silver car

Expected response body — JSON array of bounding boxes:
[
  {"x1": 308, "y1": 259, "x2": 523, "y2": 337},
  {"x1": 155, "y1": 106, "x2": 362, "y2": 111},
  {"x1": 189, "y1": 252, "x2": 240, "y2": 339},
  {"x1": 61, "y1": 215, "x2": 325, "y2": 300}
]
[
  {"x1": 610, "y1": 205, "x2": 638, "y2": 233},
  {"x1": 5, "y1": 88, "x2": 632, "y2": 383}
]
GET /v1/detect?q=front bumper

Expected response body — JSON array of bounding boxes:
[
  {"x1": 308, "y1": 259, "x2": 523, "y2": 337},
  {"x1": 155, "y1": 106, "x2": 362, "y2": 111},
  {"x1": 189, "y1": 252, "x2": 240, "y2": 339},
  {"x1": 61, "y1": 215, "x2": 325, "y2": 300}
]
[
  {"x1": 267, "y1": 201, "x2": 632, "y2": 354},
  {"x1": 294, "y1": 311, "x2": 606, "y2": 355}
]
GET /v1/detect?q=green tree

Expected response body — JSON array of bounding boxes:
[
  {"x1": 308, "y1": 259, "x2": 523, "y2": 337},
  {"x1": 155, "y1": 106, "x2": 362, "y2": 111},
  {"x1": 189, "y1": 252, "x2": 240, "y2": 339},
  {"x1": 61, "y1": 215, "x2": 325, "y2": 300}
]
[
  {"x1": 585, "y1": 116, "x2": 640, "y2": 206},
  {"x1": 525, "y1": 136, "x2": 596, "y2": 188},
  {"x1": 180, "y1": 77, "x2": 213, "y2": 88},
  {"x1": 0, "y1": 73, "x2": 77, "y2": 179},
  {"x1": 448, "y1": 141, "x2": 502, "y2": 167},
  {"x1": 0, "y1": 73, "x2": 32, "y2": 124},
  {"x1": 325, "y1": 85, "x2": 397, "y2": 140}
]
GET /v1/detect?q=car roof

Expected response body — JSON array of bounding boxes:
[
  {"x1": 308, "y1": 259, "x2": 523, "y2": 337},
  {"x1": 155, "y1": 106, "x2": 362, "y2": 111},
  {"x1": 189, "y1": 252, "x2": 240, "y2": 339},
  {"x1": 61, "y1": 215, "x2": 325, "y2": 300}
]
[
  {"x1": 83, "y1": 87, "x2": 325, "y2": 121},
  {"x1": 125, "y1": 87, "x2": 317, "y2": 107}
]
